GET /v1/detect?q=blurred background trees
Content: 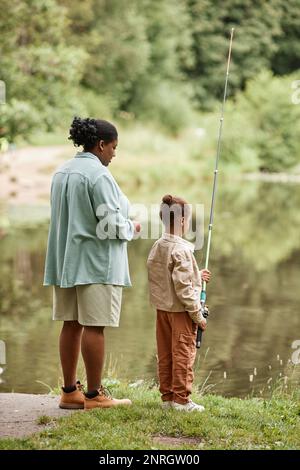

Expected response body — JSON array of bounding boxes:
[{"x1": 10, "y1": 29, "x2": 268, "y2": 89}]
[
  {"x1": 1, "y1": 0, "x2": 300, "y2": 171},
  {"x1": 0, "y1": 0, "x2": 87, "y2": 141}
]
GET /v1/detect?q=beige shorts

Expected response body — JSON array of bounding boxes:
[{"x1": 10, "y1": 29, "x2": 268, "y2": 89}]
[{"x1": 53, "y1": 284, "x2": 123, "y2": 327}]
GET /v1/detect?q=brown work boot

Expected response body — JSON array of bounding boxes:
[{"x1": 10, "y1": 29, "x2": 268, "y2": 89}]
[
  {"x1": 84, "y1": 385, "x2": 132, "y2": 410},
  {"x1": 59, "y1": 381, "x2": 85, "y2": 409}
]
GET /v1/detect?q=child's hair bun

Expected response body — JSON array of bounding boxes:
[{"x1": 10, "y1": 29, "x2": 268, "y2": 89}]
[{"x1": 162, "y1": 194, "x2": 173, "y2": 205}]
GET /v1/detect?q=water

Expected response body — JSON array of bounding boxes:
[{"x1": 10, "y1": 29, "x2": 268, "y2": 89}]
[{"x1": 1, "y1": 181, "x2": 300, "y2": 397}]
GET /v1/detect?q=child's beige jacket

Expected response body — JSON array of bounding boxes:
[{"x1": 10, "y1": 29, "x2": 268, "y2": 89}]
[{"x1": 147, "y1": 233, "x2": 202, "y2": 321}]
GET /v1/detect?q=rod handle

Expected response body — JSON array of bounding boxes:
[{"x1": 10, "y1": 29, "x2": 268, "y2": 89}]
[{"x1": 196, "y1": 327, "x2": 203, "y2": 349}]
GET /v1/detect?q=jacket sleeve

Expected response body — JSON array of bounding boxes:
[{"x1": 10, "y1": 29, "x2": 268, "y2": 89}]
[
  {"x1": 187, "y1": 309, "x2": 203, "y2": 324},
  {"x1": 92, "y1": 173, "x2": 134, "y2": 241},
  {"x1": 171, "y1": 250, "x2": 201, "y2": 315}
]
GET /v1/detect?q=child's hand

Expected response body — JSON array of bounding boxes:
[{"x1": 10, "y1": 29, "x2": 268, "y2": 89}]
[
  {"x1": 198, "y1": 316, "x2": 207, "y2": 331},
  {"x1": 201, "y1": 269, "x2": 211, "y2": 283}
]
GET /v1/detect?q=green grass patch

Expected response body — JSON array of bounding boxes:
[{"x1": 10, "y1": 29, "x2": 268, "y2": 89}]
[
  {"x1": 1, "y1": 383, "x2": 299, "y2": 450},
  {"x1": 36, "y1": 415, "x2": 54, "y2": 426}
]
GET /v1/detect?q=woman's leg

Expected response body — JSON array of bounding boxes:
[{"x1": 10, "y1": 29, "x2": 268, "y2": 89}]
[
  {"x1": 156, "y1": 310, "x2": 173, "y2": 402},
  {"x1": 59, "y1": 320, "x2": 83, "y2": 388},
  {"x1": 81, "y1": 326, "x2": 105, "y2": 392}
]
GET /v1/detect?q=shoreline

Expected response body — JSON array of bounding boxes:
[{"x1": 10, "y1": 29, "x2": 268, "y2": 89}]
[
  {"x1": 1, "y1": 145, "x2": 300, "y2": 210},
  {"x1": 241, "y1": 172, "x2": 300, "y2": 184}
]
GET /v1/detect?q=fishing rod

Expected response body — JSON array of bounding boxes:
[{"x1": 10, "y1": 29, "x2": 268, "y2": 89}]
[{"x1": 196, "y1": 28, "x2": 235, "y2": 349}]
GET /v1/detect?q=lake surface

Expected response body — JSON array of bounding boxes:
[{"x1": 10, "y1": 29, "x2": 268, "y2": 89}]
[{"x1": 1, "y1": 181, "x2": 300, "y2": 397}]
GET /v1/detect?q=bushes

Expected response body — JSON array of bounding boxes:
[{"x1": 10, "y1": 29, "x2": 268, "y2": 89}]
[
  {"x1": 221, "y1": 71, "x2": 300, "y2": 172},
  {"x1": 0, "y1": 0, "x2": 87, "y2": 142},
  {"x1": 0, "y1": 100, "x2": 41, "y2": 142},
  {"x1": 1, "y1": 0, "x2": 300, "y2": 173},
  {"x1": 130, "y1": 80, "x2": 195, "y2": 135}
]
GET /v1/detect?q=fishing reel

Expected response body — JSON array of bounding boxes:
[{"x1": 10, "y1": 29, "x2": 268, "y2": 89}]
[
  {"x1": 196, "y1": 304, "x2": 210, "y2": 349},
  {"x1": 201, "y1": 305, "x2": 210, "y2": 319}
]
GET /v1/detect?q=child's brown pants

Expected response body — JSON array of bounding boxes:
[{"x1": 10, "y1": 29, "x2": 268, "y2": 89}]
[{"x1": 156, "y1": 309, "x2": 197, "y2": 405}]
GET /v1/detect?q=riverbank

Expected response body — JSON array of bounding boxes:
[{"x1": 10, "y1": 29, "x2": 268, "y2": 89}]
[
  {"x1": 0, "y1": 384, "x2": 299, "y2": 450},
  {"x1": 0, "y1": 145, "x2": 70, "y2": 207},
  {"x1": 1, "y1": 138, "x2": 300, "y2": 214},
  {"x1": 1, "y1": 141, "x2": 300, "y2": 236}
]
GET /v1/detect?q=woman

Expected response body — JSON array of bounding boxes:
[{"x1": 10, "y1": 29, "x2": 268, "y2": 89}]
[{"x1": 44, "y1": 117, "x2": 140, "y2": 410}]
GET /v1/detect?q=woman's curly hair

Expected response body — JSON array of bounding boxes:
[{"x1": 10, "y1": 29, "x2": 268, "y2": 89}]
[{"x1": 68, "y1": 117, "x2": 118, "y2": 150}]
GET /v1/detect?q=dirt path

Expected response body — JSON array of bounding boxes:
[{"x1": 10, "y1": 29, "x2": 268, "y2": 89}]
[
  {"x1": 0, "y1": 393, "x2": 79, "y2": 439},
  {"x1": 0, "y1": 145, "x2": 71, "y2": 206}
]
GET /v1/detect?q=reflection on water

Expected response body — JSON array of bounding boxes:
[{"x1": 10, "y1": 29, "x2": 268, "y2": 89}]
[{"x1": 0, "y1": 182, "x2": 300, "y2": 397}]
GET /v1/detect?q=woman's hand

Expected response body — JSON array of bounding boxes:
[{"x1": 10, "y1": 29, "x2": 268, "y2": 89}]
[
  {"x1": 133, "y1": 221, "x2": 141, "y2": 233},
  {"x1": 201, "y1": 269, "x2": 211, "y2": 282}
]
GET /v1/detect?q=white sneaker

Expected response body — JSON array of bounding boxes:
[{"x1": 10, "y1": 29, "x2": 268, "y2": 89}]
[
  {"x1": 173, "y1": 400, "x2": 205, "y2": 412},
  {"x1": 161, "y1": 400, "x2": 174, "y2": 409}
]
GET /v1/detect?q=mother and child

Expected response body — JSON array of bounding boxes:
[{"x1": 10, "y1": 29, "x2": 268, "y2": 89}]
[{"x1": 44, "y1": 117, "x2": 211, "y2": 413}]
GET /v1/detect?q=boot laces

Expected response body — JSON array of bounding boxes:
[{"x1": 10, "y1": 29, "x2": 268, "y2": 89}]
[
  {"x1": 76, "y1": 381, "x2": 84, "y2": 392},
  {"x1": 98, "y1": 385, "x2": 112, "y2": 399}
]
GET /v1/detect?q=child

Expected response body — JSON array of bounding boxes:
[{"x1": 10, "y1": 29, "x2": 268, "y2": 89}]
[{"x1": 147, "y1": 194, "x2": 211, "y2": 412}]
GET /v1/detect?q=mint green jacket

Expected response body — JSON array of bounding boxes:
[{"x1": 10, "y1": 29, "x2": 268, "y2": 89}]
[{"x1": 43, "y1": 152, "x2": 134, "y2": 287}]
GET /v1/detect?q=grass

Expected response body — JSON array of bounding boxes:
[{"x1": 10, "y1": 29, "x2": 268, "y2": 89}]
[
  {"x1": 0, "y1": 383, "x2": 299, "y2": 450},
  {"x1": 36, "y1": 415, "x2": 53, "y2": 426}
]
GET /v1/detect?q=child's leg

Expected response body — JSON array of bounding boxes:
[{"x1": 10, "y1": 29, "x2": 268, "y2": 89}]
[
  {"x1": 171, "y1": 312, "x2": 197, "y2": 404},
  {"x1": 156, "y1": 310, "x2": 173, "y2": 402}
]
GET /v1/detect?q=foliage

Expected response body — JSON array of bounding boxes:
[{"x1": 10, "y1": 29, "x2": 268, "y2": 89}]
[
  {"x1": 1, "y1": 0, "x2": 300, "y2": 168},
  {"x1": 185, "y1": 0, "x2": 283, "y2": 108},
  {"x1": 271, "y1": 0, "x2": 300, "y2": 75},
  {"x1": 129, "y1": 81, "x2": 196, "y2": 135},
  {"x1": 221, "y1": 71, "x2": 300, "y2": 172},
  {"x1": 0, "y1": 0, "x2": 87, "y2": 141}
]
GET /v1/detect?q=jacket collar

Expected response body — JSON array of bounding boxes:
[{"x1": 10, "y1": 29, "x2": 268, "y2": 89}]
[
  {"x1": 75, "y1": 151, "x2": 101, "y2": 163},
  {"x1": 162, "y1": 233, "x2": 195, "y2": 252}
]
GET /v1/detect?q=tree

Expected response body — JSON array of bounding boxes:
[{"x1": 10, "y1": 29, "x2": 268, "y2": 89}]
[
  {"x1": 0, "y1": 0, "x2": 87, "y2": 141},
  {"x1": 126, "y1": 0, "x2": 195, "y2": 130},
  {"x1": 221, "y1": 71, "x2": 300, "y2": 172},
  {"x1": 271, "y1": 0, "x2": 300, "y2": 74},
  {"x1": 59, "y1": 0, "x2": 150, "y2": 111},
  {"x1": 184, "y1": 0, "x2": 283, "y2": 109}
]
